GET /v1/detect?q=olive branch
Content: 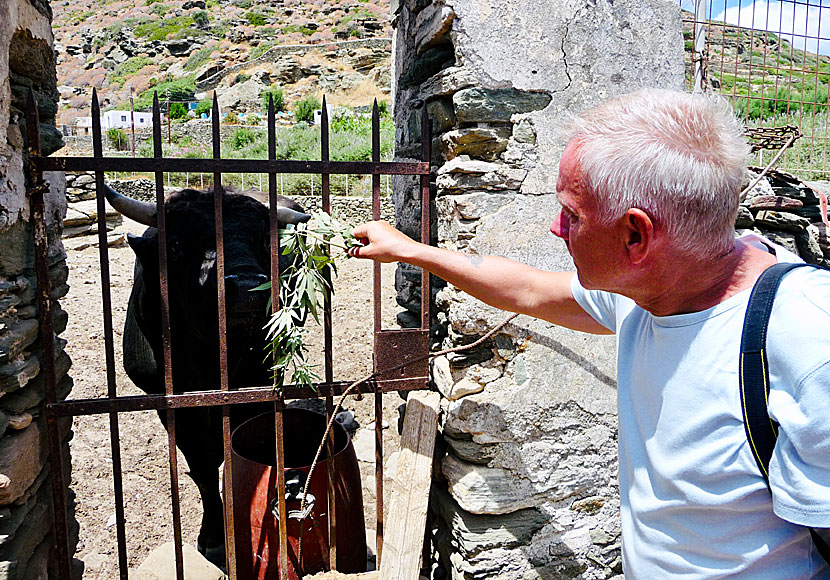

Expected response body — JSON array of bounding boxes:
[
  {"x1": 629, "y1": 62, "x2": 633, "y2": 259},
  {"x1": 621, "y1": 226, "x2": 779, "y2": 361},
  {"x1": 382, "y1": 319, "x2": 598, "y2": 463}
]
[{"x1": 259, "y1": 211, "x2": 360, "y2": 390}]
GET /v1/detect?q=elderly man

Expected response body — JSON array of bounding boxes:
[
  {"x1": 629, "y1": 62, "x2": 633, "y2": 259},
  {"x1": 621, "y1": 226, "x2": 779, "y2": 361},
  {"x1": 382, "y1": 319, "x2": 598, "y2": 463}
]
[{"x1": 349, "y1": 89, "x2": 830, "y2": 578}]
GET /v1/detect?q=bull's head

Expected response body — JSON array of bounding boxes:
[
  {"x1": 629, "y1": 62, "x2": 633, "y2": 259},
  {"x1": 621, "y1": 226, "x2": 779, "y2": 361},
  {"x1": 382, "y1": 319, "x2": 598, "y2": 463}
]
[{"x1": 111, "y1": 186, "x2": 310, "y2": 348}]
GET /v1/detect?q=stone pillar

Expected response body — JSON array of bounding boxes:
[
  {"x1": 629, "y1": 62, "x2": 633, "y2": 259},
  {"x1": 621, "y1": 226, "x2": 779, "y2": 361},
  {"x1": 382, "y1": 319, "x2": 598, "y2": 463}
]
[
  {"x1": 1, "y1": 0, "x2": 77, "y2": 578},
  {"x1": 391, "y1": 0, "x2": 684, "y2": 577}
]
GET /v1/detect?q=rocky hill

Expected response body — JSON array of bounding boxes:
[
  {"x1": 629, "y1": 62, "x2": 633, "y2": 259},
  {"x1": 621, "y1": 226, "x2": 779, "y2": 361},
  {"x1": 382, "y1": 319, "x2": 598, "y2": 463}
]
[
  {"x1": 682, "y1": 11, "x2": 830, "y2": 119},
  {"x1": 52, "y1": 0, "x2": 393, "y2": 127}
]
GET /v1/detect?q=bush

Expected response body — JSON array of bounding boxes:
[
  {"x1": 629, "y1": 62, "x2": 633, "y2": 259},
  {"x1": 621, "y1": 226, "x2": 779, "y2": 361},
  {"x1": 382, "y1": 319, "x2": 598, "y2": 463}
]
[
  {"x1": 247, "y1": 114, "x2": 261, "y2": 126},
  {"x1": 293, "y1": 95, "x2": 321, "y2": 123},
  {"x1": 194, "y1": 99, "x2": 213, "y2": 117},
  {"x1": 193, "y1": 10, "x2": 210, "y2": 29},
  {"x1": 245, "y1": 11, "x2": 266, "y2": 26},
  {"x1": 231, "y1": 127, "x2": 260, "y2": 150},
  {"x1": 225, "y1": 112, "x2": 240, "y2": 125},
  {"x1": 184, "y1": 45, "x2": 215, "y2": 71},
  {"x1": 262, "y1": 87, "x2": 285, "y2": 113},
  {"x1": 169, "y1": 102, "x2": 189, "y2": 120},
  {"x1": 134, "y1": 16, "x2": 195, "y2": 41},
  {"x1": 107, "y1": 128, "x2": 129, "y2": 150}
]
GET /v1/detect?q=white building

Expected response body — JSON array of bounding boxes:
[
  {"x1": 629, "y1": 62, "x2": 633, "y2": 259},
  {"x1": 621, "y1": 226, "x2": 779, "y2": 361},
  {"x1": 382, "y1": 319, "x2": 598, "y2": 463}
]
[
  {"x1": 73, "y1": 110, "x2": 156, "y2": 134},
  {"x1": 101, "y1": 110, "x2": 154, "y2": 129}
]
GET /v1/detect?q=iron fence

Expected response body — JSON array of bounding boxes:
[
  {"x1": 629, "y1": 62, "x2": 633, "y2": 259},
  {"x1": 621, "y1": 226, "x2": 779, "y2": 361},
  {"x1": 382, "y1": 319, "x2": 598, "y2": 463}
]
[
  {"x1": 682, "y1": 0, "x2": 830, "y2": 177},
  {"x1": 27, "y1": 88, "x2": 433, "y2": 580}
]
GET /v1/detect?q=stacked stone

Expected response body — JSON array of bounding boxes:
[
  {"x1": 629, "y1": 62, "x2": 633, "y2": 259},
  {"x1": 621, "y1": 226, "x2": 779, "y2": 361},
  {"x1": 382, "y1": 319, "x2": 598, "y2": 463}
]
[
  {"x1": 737, "y1": 168, "x2": 830, "y2": 266},
  {"x1": 289, "y1": 195, "x2": 394, "y2": 224},
  {"x1": 1, "y1": 1, "x2": 79, "y2": 577},
  {"x1": 391, "y1": 1, "x2": 685, "y2": 579}
]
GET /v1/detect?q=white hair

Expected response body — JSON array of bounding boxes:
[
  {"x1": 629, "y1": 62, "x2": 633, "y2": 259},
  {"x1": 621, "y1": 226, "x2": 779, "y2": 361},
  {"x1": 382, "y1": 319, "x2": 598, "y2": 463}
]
[{"x1": 565, "y1": 89, "x2": 750, "y2": 258}]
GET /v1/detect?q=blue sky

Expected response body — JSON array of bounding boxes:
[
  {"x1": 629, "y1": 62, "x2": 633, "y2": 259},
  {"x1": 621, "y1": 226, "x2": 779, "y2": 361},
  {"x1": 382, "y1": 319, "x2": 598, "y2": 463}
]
[{"x1": 680, "y1": 0, "x2": 830, "y2": 54}]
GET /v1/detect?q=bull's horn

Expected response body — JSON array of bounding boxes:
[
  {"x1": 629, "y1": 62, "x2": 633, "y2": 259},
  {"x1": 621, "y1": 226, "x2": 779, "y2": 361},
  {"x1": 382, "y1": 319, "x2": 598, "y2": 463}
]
[
  {"x1": 104, "y1": 185, "x2": 158, "y2": 227},
  {"x1": 277, "y1": 206, "x2": 311, "y2": 225}
]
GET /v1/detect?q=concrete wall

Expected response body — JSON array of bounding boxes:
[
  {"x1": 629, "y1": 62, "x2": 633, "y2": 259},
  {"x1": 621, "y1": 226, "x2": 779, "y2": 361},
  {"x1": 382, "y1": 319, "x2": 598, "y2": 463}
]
[
  {"x1": 391, "y1": 1, "x2": 684, "y2": 577},
  {"x1": 0, "y1": 0, "x2": 77, "y2": 578}
]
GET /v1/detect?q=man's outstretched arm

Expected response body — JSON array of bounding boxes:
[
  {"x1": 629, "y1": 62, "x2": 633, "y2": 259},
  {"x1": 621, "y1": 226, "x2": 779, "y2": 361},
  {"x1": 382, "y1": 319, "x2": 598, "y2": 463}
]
[{"x1": 350, "y1": 221, "x2": 612, "y2": 335}]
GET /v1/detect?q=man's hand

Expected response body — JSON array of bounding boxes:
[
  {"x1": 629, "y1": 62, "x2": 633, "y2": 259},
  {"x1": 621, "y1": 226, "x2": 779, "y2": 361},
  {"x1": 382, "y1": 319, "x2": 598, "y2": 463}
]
[{"x1": 348, "y1": 220, "x2": 420, "y2": 263}]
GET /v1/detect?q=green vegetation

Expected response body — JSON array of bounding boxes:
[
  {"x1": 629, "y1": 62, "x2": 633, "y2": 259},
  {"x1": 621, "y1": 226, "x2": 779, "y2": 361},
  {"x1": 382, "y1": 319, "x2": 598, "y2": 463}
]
[
  {"x1": 134, "y1": 15, "x2": 197, "y2": 41},
  {"x1": 194, "y1": 99, "x2": 213, "y2": 117},
  {"x1": 184, "y1": 45, "x2": 216, "y2": 71},
  {"x1": 193, "y1": 10, "x2": 210, "y2": 29},
  {"x1": 151, "y1": 4, "x2": 170, "y2": 17},
  {"x1": 107, "y1": 128, "x2": 129, "y2": 150},
  {"x1": 108, "y1": 56, "x2": 154, "y2": 88},
  {"x1": 250, "y1": 40, "x2": 279, "y2": 60},
  {"x1": 293, "y1": 95, "x2": 321, "y2": 123},
  {"x1": 134, "y1": 77, "x2": 197, "y2": 111},
  {"x1": 231, "y1": 127, "x2": 260, "y2": 150},
  {"x1": 245, "y1": 11, "x2": 267, "y2": 26},
  {"x1": 262, "y1": 87, "x2": 285, "y2": 113},
  {"x1": 169, "y1": 102, "x2": 189, "y2": 120},
  {"x1": 123, "y1": 105, "x2": 394, "y2": 195},
  {"x1": 281, "y1": 24, "x2": 316, "y2": 36}
]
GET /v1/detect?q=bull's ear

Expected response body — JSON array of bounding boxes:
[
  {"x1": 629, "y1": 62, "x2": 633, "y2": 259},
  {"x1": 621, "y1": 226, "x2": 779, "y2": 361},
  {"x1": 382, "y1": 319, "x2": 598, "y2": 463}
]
[{"x1": 127, "y1": 234, "x2": 159, "y2": 268}]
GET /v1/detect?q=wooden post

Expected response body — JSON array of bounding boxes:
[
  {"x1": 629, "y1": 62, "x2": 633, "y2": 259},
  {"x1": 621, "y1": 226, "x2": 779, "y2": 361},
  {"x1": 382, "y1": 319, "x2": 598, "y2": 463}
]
[{"x1": 378, "y1": 391, "x2": 440, "y2": 580}]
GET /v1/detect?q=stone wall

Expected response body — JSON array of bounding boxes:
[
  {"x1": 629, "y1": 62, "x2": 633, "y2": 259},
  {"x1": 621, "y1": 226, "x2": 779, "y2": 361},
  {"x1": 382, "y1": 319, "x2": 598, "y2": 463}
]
[
  {"x1": 0, "y1": 0, "x2": 77, "y2": 578},
  {"x1": 391, "y1": 0, "x2": 685, "y2": 578}
]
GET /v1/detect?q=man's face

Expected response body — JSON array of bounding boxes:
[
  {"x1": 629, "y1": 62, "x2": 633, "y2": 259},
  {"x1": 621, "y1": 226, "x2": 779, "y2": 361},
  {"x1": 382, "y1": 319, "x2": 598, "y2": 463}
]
[{"x1": 551, "y1": 142, "x2": 623, "y2": 290}]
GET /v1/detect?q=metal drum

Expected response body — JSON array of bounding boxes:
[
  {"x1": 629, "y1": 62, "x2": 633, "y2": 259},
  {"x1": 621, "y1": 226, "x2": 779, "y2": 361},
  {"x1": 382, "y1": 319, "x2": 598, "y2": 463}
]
[{"x1": 231, "y1": 408, "x2": 367, "y2": 580}]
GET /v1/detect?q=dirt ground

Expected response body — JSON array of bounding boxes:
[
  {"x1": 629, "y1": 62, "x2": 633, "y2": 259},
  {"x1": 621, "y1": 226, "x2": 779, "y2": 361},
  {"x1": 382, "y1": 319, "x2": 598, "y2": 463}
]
[{"x1": 62, "y1": 214, "x2": 407, "y2": 578}]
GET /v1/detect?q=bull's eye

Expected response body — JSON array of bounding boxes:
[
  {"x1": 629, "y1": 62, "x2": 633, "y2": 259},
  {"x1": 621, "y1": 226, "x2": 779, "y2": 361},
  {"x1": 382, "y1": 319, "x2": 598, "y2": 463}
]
[
  {"x1": 169, "y1": 239, "x2": 182, "y2": 256},
  {"x1": 199, "y1": 250, "x2": 217, "y2": 286}
]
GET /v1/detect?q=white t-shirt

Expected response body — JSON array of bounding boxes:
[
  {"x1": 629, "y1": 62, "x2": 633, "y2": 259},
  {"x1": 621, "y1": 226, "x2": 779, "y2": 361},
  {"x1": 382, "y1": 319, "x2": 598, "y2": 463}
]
[{"x1": 571, "y1": 233, "x2": 830, "y2": 579}]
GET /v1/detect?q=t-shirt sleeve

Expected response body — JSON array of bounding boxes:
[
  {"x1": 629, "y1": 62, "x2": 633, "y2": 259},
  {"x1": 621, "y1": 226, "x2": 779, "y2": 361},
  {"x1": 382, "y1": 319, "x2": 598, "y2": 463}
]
[
  {"x1": 570, "y1": 274, "x2": 619, "y2": 333},
  {"x1": 767, "y1": 268, "x2": 830, "y2": 528}
]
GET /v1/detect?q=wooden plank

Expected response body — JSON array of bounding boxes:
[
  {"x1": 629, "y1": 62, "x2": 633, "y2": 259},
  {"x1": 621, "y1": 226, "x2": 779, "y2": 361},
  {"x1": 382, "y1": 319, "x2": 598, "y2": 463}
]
[{"x1": 378, "y1": 390, "x2": 441, "y2": 580}]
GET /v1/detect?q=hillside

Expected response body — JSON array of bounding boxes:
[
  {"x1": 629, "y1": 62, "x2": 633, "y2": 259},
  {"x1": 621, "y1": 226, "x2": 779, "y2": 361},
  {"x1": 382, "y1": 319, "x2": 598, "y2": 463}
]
[
  {"x1": 682, "y1": 11, "x2": 830, "y2": 119},
  {"x1": 682, "y1": 11, "x2": 830, "y2": 177},
  {"x1": 52, "y1": 0, "x2": 393, "y2": 127}
]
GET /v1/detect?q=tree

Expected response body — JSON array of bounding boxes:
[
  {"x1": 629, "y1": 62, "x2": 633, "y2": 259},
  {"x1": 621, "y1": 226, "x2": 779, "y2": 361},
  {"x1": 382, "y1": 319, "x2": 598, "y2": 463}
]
[
  {"x1": 169, "y1": 102, "x2": 189, "y2": 120},
  {"x1": 293, "y1": 95, "x2": 321, "y2": 124},
  {"x1": 262, "y1": 87, "x2": 285, "y2": 113},
  {"x1": 107, "y1": 128, "x2": 129, "y2": 150}
]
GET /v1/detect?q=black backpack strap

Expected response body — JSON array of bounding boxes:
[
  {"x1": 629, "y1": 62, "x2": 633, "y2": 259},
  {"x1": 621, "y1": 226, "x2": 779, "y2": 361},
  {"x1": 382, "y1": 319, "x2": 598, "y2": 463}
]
[{"x1": 740, "y1": 261, "x2": 830, "y2": 565}]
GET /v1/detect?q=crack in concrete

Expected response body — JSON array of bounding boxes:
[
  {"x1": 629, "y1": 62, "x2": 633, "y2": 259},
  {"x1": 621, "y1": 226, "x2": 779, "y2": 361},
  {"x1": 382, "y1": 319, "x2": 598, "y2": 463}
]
[{"x1": 560, "y1": 25, "x2": 573, "y2": 93}]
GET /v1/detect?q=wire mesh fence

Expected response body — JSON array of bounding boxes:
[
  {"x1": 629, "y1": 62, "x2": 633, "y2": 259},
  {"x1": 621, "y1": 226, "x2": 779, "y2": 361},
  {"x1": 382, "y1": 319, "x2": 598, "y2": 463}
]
[{"x1": 682, "y1": 0, "x2": 830, "y2": 178}]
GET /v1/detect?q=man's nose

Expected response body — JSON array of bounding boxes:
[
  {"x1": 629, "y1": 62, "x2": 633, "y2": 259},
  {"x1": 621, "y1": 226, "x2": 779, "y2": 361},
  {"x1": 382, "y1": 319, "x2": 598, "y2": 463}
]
[{"x1": 550, "y1": 209, "x2": 569, "y2": 240}]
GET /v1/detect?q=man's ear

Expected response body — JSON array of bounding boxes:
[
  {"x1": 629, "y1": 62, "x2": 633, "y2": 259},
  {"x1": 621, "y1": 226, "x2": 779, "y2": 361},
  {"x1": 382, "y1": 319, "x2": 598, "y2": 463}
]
[{"x1": 623, "y1": 208, "x2": 654, "y2": 265}]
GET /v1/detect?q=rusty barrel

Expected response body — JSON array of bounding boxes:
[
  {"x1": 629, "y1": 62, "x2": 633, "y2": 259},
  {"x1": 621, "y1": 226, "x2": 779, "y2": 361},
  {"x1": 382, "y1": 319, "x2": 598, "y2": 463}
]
[{"x1": 231, "y1": 408, "x2": 367, "y2": 579}]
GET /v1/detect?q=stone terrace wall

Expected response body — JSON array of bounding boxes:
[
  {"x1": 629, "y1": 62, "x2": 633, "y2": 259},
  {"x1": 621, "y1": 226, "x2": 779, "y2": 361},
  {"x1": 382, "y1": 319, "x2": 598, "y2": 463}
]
[
  {"x1": 1, "y1": 0, "x2": 78, "y2": 578},
  {"x1": 391, "y1": 0, "x2": 685, "y2": 578}
]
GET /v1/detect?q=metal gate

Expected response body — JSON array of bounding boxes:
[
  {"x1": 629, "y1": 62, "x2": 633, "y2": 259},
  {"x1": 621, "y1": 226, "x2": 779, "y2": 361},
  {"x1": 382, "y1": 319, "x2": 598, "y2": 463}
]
[{"x1": 25, "y1": 89, "x2": 433, "y2": 580}]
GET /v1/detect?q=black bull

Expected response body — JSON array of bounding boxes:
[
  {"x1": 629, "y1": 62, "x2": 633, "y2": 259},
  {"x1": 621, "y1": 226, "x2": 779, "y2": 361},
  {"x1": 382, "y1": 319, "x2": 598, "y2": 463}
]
[{"x1": 104, "y1": 185, "x2": 310, "y2": 565}]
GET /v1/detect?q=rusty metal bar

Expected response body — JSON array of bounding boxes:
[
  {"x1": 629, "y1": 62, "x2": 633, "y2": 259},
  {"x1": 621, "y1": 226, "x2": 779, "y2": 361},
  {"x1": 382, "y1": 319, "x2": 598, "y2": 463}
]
[
  {"x1": 266, "y1": 94, "x2": 290, "y2": 580},
  {"x1": 371, "y1": 99, "x2": 384, "y2": 566},
  {"x1": 154, "y1": 92, "x2": 186, "y2": 580},
  {"x1": 212, "y1": 92, "x2": 239, "y2": 579},
  {"x1": 27, "y1": 90, "x2": 73, "y2": 580},
  {"x1": 91, "y1": 89, "x2": 130, "y2": 579},
  {"x1": 420, "y1": 106, "x2": 432, "y2": 330},
  {"x1": 35, "y1": 157, "x2": 429, "y2": 175},
  {"x1": 47, "y1": 378, "x2": 429, "y2": 416},
  {"x1": 320, "y1": 96, "x2": 338, "y2": 572}
]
